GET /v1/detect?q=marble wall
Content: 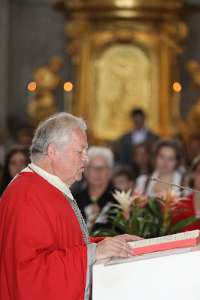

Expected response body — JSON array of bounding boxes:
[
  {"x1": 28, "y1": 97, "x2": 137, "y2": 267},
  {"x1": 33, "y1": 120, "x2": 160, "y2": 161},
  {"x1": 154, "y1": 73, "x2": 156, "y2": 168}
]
[{"x1": 0, "y1": 0, "x2": 69, "y2": 135}]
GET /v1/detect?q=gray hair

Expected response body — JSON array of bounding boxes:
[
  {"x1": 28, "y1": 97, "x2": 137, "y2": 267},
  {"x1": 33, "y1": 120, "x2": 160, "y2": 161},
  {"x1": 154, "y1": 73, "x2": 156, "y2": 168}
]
[
  {"x1": 30, "y1": 112, "x2": 87, "y2": 161},
  {"x1": 87, "y1": 146, "x2": 114, "y2": 168}
]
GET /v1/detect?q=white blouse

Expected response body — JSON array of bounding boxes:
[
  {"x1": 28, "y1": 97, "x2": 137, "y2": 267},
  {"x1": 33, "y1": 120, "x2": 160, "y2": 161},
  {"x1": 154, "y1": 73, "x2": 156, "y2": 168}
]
[{"x1": 136, "y1": 171, "x2": 183, "y2": 197}]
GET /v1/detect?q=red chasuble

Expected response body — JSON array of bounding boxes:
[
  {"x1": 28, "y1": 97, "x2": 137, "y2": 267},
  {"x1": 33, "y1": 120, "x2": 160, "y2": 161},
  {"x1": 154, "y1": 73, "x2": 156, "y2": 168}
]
[{"x1": 0, "y1": 172, "x2": 88, "y2": 300}]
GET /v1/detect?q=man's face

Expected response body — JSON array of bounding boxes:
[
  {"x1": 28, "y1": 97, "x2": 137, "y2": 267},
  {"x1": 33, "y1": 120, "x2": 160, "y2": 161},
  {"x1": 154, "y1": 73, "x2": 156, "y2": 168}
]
[
  {"x1": 50, "y1": 127, "x2": 88, "y2": 185},
  {"x1": 133, "y1": 115, "x2": 145, "y2": 130}
]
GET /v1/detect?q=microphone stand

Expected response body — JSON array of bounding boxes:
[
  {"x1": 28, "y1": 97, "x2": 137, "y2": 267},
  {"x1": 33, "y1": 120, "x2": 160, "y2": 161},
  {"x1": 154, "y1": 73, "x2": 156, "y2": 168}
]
[{"x1": 150, "y1": 177, "x2": 200, "y2": 194}]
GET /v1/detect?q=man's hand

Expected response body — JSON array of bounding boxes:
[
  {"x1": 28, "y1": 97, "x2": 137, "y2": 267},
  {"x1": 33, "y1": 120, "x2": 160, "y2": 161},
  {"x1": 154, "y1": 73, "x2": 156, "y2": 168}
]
[
  {"x1": 115, "y1": 234, "x2": 142, "y2": 243},
  {"x1": 95, "y1": 234, "x2": 142, "y2": 261}
]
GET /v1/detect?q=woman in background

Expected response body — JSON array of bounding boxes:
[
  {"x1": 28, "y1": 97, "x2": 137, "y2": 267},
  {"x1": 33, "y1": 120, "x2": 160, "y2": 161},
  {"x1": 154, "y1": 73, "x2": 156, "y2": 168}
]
[
  {"x1": 131, "y1": 142, "x2": 152, "y2": 178},
  {"x1": 0, "y1": 146, "x2": 29, "y2": 195},
  {"x1": 136, "y1": 139, "x2": 184, "y2": 196}
]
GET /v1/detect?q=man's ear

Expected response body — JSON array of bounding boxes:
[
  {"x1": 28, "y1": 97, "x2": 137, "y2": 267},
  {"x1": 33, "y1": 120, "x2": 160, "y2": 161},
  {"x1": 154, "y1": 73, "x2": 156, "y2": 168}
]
[{"x1": 47, "y1": 143, "x2": 57, "y2": 159}]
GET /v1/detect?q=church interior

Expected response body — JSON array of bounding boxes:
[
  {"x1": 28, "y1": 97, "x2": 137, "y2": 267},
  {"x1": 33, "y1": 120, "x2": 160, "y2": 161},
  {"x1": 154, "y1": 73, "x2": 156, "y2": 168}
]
[
  {"x1": 1, "y1": 1, "x2": 200, "y2": 299},
  {"x1": 1, "y1": 0, "x2": 200, "y2": 261}
]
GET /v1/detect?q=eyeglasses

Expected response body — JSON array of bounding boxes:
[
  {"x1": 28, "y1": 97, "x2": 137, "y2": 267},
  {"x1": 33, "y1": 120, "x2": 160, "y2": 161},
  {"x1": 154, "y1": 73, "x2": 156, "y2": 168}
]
[
  {"x1": 157, "y1": 154, "x2": 176, "y2": 162},
  {"x1": 87, "y1": 165, "x2": 110, "y2": 172}
]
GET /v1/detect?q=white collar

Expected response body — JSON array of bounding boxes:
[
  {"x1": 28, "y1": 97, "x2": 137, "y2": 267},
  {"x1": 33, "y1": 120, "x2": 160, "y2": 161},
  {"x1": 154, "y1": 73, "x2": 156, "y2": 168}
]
[{"x1": 27, "y1": 163, "x2": 74, "y2": 200}]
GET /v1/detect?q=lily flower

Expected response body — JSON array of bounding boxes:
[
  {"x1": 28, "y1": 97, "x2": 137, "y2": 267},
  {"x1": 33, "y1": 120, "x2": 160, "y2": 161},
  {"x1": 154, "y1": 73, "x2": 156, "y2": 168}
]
[{"x1": 112, "y1": 189, "x2": 134, "y2": 219}]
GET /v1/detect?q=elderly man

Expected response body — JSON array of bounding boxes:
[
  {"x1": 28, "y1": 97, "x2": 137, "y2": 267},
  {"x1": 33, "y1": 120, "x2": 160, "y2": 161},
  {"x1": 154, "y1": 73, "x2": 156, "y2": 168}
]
[{"x1": 0, "y1": 112, "x2": 140, "y2": 300}]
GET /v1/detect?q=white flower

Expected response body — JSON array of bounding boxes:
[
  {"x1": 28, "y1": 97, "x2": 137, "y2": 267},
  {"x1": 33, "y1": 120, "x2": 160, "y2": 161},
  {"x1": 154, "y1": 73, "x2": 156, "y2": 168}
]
[{"x1": 112, "y1": 189, "x2": 134, "y2": 213}]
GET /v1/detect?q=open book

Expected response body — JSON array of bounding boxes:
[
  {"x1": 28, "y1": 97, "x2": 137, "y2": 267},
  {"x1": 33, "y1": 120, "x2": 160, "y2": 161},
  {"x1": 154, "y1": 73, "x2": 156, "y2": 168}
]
[{"x1": 129, "y1": 230, "x2": 200, "y2": 256}]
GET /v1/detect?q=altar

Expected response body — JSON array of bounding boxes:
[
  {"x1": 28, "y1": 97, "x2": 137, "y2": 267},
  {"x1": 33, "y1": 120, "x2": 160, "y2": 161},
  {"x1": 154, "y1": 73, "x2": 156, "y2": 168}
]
[
  {"x1": 62, "y1": 0, "x2": 186, "y2": 142},
  {"x1": 92, "y1": 247, "x2": 200, "y2": 300}
]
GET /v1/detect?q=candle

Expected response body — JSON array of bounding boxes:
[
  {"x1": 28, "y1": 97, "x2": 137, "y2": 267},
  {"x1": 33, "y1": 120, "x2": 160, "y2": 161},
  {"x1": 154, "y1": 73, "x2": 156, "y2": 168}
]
[{"x1": 63, "y1": 81, "x2": 73, "y2": 112}]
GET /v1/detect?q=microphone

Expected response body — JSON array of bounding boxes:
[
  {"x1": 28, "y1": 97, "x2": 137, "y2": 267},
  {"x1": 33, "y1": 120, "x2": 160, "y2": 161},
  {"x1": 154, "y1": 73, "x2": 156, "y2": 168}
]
[{"x1": 150, "y1": 177, "x2": 200, "y2": 194}]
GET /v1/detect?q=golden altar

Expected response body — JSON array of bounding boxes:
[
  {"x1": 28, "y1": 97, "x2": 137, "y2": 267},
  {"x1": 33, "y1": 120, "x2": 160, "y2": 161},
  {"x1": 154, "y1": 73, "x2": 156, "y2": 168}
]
[{"x1": 61, "y1": 0, "x2": 187, "y2": 142}]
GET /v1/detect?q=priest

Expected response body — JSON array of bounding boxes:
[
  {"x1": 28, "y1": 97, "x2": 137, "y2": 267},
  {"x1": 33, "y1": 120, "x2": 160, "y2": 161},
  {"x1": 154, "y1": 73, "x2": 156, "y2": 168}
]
[{"x1": 0, "y1": 112, "x2": 140, "y2": 300}]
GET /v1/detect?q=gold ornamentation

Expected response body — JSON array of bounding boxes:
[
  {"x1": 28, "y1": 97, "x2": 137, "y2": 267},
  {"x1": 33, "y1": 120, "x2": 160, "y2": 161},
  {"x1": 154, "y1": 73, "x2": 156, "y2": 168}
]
[
  {"x1": 61, "y1": 0, "x2": 185, "y2": 142},
  {"x1": 182, "y1": 60, "x2": 200, "y2": 138},
  {"x1": 27, "y1": 57, "x2": 63, "y2": 126}
]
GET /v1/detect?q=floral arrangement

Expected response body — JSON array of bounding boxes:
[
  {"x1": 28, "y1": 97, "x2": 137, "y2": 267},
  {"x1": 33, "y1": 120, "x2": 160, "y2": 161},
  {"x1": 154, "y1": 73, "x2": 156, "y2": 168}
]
[{"x1": 92, "y1": 189, "x2": 199, "y2": 238}]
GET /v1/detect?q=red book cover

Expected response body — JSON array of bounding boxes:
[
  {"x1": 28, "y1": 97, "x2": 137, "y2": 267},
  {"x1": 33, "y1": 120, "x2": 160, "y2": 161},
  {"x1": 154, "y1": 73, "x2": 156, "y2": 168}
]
[{"x1": 129, "y1": 230, "x2": 200, "y2": 256}]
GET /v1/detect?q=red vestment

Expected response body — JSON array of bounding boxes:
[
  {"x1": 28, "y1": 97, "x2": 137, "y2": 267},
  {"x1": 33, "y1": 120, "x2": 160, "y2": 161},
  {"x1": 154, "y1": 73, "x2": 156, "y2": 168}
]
[{"x1": 0, "y1": 172, "x2": 89, "y2": 300}]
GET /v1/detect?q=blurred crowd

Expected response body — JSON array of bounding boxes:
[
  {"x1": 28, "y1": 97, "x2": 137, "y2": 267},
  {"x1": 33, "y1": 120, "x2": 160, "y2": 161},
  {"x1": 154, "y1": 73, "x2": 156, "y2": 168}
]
[{"x1": 1, "y1": 108, "x2": 200, "y2": 232}]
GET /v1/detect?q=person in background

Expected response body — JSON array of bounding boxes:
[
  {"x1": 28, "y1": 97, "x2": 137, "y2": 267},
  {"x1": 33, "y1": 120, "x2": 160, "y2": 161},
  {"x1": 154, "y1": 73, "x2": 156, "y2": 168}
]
[
  {"x1": 189, "y1": 155, "x2": 200, "y2": 193},
  {"x1": 114, "y1": 107, "x2": 159, "y2": 165},
  {"x1": 131, "y1": 142, "x2": 152, "y2": 178},
  {"x1": 92, "y1": 166, "x2": 136, "y2": 233},
  {"x1": 136, "y1": 139, "x2": 184, "y2": 197},
  {"x1": 16, "y1": 127, "x2": 33, "y2": 148},
  {"x1": 74, "y1": 146, "x2": 114, "y2": 231},
  {"x1": 0, "y1": 146, "x2": 29, "y2": 195},
  {"x1": 186, "y1": 135, "x2": 200, "y2": 166},
  {"x1": 112, "y1": 166, "x2": 135, "y2": 192},
  {"x1": 0, "y1": 130, "x2": 6, "y2": 167}
]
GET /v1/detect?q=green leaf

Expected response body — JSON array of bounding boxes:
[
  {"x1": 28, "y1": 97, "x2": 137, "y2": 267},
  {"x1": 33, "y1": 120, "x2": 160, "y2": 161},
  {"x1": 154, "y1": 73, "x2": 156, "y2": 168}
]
[
  {"x1": 147, "y1": 199, "x2": 162, "y2": 219},
  {"x1": 109, "y1": 212, "x2": 127, "y2": 233},
  {"x1": 169, "y1": 216, "x2": 199, "y2": 234},
  {"x1": 130, "y1": 215, "x2": 140, "y2": 234},
  {"x1": 92, "y1": 228, "x2": 118, "y2": 237}
]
